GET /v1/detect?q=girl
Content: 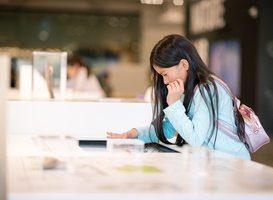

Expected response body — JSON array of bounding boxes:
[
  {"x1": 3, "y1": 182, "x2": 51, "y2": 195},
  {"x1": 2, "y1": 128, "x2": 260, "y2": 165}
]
[{"x1": 107, "y1": 34, "x2": 250, "y2": 160}]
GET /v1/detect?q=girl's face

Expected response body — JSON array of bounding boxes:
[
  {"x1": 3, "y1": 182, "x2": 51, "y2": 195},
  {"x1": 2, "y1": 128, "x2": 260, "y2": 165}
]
[
  {"x1": 153, "y1": 59, "x2": 189, "y2": 85},
  {"x1": 67, "y1": 63, "x2": 80, "y2": 79}
]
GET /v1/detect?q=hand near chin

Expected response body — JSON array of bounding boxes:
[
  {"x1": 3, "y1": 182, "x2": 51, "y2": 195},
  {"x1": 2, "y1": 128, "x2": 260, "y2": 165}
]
[
  {"x1": 106, "y1": 128, "x2": 138, "y2": 139},
  {"x1": 166, "y1": 78, "x2": 184, "y2": 105}
]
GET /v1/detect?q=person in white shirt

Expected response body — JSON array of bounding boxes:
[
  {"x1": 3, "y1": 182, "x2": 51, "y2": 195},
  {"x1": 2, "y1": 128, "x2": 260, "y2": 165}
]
[{"x1": 67, "y1": 55, "x2": 106, "y2": 98}]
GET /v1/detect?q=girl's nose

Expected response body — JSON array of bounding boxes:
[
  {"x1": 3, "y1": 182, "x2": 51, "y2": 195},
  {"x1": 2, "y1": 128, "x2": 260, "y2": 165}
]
[{"x1": 163, "y1": 77, "x2": 169, "y2": 85}]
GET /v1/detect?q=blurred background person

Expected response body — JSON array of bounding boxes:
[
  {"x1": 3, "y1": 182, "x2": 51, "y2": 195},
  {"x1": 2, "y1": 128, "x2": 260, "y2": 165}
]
[
  {"x1": 97, "y1": 70, "x2": 113, "y2": 97},
  {"x1": 67, "y1": 55, "x2": 106, "y2": 98},
  {"x1": 144, "y1": 70, "x2": 153, "y2": 102}
]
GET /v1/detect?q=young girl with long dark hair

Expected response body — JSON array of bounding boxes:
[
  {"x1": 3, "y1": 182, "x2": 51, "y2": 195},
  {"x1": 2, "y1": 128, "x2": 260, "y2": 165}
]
[{"x1": 107, "y1": 34, "x2": 250, "y2": 160}]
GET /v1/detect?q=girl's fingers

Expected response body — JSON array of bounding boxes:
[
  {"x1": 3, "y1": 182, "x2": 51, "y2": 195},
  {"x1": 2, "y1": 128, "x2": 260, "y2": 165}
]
[
  {"x1": 168, "y1": 80, "x2": 181, "y2": 91},
  {"x1": 175, "y1": 79, "x2": 184, "y2": 89},
  {"x1": 106, "y1": 132, "x2": 121, "y2": 138}
]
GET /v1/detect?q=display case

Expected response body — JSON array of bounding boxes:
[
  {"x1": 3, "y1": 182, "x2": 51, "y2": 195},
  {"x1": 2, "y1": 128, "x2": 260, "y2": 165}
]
[{"x1": 32, "y1": 51, "x2": 67, "y2": 99}]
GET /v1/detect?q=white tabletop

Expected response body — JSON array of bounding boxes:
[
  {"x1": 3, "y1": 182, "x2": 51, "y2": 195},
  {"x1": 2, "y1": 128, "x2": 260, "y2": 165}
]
[{"x1": 7, "y1": 134, "x2": 273, "y2": 200}]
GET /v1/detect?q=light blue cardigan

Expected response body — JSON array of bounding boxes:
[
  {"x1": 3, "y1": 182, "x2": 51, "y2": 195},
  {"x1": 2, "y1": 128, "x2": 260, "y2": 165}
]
[{"x1": 136, "y1": 82, "x2": 251, "y2": 160}]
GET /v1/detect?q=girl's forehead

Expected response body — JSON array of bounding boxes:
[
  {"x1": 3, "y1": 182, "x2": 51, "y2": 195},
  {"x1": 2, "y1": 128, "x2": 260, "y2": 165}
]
[
  {"x1": 154, "y1": 65, "x2": 173, "y2": 75},
  {"x1": 154, "y1": 65, "x2": 173, "y2": 70},
  {"x1": 153, "y1": 65, "x2": 163, "y2": 71}
]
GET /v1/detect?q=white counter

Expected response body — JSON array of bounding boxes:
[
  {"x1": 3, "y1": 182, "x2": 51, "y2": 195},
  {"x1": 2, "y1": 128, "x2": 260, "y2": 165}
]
[
  {"x1": 6, "y1": 134, "x2": 273, "y2": 200},
  {"x1": 7, "y1": 100, "x2": 152, "y2": 138}
]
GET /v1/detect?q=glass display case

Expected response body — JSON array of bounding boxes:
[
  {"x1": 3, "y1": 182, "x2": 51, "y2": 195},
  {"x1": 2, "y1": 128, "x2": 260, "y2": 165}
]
[{"x1": 32, "y1": 51, "x2": 67, "y2": 99}]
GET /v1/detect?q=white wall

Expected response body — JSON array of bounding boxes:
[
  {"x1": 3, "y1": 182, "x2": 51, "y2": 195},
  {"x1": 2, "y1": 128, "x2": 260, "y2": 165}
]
[{"x1": 108, "y1": 63, "x2": 149, "y2": 98}]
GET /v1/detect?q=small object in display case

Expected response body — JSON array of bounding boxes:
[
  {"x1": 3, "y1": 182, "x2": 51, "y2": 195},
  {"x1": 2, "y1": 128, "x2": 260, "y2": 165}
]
[
  {"x1": 107, "y1": 139, "x2": 145, "y2": 164},
  {"x1": 107, "y1": 139, "x2": 144, "y2": 153},
  {"x1": 35, "y1": 135, "x2": 78, "y2": 173}
]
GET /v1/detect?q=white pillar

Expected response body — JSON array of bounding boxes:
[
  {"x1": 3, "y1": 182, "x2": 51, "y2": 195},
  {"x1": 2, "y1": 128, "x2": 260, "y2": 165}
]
[{"x1": 0, "y1": 53, "x2": 10, "y2": 200}]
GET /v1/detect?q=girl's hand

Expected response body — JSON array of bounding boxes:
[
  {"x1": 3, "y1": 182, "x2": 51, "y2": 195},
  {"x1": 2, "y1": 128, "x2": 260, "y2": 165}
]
[
  {"x1": 106, "y1": 128, "x2": 138, "y2": 139},
  {"x1": 166, "y1": 78, "x2": 184, "y2": 105}
]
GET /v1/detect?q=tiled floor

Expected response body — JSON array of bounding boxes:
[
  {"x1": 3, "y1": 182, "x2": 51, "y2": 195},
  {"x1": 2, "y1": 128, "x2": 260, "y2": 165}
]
[{"x1": 251, "y1": 135, "x2": 273, "y2": 167}]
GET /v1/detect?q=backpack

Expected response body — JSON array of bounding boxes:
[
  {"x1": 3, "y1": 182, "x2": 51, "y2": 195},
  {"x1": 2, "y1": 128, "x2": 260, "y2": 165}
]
[{"x1": 213, "y1": 76, "x2": 270, "y2": 152}]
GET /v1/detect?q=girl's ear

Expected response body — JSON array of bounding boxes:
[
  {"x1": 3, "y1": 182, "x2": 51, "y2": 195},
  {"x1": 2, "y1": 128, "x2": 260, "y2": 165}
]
[{"x1": 180, "y1": 59, "x2": 189, "y2": 71}]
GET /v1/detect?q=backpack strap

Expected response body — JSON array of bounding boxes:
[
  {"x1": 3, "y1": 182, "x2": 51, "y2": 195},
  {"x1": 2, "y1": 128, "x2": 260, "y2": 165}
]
[
  {"x1": 211, "y1": 75, "x2": 242, "y2": 141},
  {"x1": 212, "y1": 75, "x2": 240, "y2": 109},
  {"x1": 217, "y1": 119, "x2": 241, "y2": 142}
]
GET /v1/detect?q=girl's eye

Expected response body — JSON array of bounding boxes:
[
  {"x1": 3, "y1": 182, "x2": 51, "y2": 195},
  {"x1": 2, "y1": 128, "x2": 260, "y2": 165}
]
[{"x1": 163, "y1": 73, "x2": 167, "y2": 77}]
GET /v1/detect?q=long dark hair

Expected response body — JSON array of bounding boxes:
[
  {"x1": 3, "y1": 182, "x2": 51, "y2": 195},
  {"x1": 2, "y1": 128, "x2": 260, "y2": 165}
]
[{"x1": 149, "y1": 34, "x2": 246, "y2": 148}]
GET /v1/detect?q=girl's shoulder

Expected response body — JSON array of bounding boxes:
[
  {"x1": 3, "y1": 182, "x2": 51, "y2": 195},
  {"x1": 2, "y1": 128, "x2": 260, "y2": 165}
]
[{"x1": 193, "y1": 78, "x2": 231, "y2": 100}]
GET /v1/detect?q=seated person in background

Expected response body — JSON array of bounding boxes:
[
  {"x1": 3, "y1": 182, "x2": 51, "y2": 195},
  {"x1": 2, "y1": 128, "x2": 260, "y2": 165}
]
[
  {"x1": 67, "y1": 55, "x2": 106, "y2": 98},
  {"x1": 144, "y1": 71, "x2": 153, "y2": 102},
  {"x1": 97, "y1": 70, "x2": 113, "y2": 97},
  {"x1": 144, "y1": 86, "x2": 152, "y2": 102}
]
